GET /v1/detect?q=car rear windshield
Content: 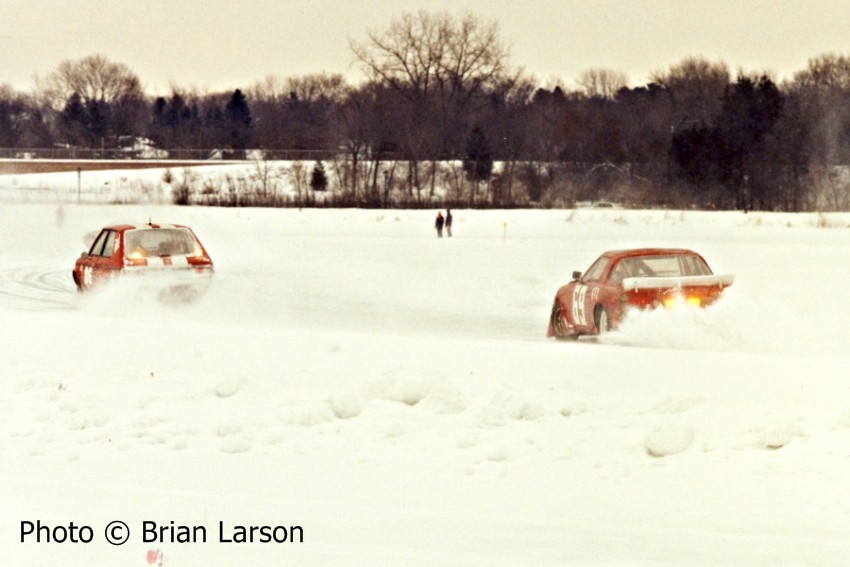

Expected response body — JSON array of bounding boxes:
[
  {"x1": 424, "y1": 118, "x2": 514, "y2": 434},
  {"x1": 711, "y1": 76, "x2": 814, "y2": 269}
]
[
  {"x1": 618, "y1": 254, "x2": 711, "y2": 278},
  {"x1": 125, "y1": 228, "x2": 198, "y2": 258}
]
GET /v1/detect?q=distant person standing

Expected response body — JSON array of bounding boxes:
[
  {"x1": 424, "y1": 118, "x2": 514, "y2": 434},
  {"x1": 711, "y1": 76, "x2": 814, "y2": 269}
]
[
  {"x1": 445, "y1": 208, "x2": 453, "y2": 237},
  {"x1": 435, "y1": 211, "x2": 445, "y2": 237}
]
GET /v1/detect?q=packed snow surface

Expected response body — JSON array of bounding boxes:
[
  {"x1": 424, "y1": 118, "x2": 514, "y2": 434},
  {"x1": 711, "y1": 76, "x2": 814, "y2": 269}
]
[{"x1": 3, "y1": 172, "x2": 850, "y2": 565}]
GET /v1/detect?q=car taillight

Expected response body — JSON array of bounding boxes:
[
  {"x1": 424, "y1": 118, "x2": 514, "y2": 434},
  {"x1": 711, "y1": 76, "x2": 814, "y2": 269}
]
[
  {"x1": 187, "y1": 255, "x2": 212, "y2": 267},
  {"x1": 125, "y1": 256, "x2": 148, "y2": 267},
  {"x1": 662, "y1": 296, "x2": 701, "y2": 308}
]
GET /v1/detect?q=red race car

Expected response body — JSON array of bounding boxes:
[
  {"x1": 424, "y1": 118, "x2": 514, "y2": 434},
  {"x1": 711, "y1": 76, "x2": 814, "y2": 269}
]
[
  {"x1": 547, "y1": 248, "x2": 733, "y2": 339},
  {"x1": 73, "y1": 223, "x2": 214, "y2": 299}
]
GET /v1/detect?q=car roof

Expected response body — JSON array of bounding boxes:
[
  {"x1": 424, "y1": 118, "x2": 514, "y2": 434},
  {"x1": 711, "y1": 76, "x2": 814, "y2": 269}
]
[
  {"x1": 601, "y1": 248, "x2": 702, "y2": 260},
  {"x1": 103, "y1": 223, "x2": 191, "y2": 233}
]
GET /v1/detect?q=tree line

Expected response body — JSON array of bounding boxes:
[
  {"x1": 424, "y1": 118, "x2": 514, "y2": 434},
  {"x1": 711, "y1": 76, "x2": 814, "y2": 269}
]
[{"x1": 2, "y1": 11, "x2": 850, "y2": 210}]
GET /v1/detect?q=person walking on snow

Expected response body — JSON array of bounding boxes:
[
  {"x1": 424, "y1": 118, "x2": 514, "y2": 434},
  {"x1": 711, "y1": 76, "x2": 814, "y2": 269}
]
[
  {"x1": 435, "y1": 211, "x2": 444, "y2": 237},
  {"x1": 445, "y1": 208, "x2": 453, "y2": 237}
]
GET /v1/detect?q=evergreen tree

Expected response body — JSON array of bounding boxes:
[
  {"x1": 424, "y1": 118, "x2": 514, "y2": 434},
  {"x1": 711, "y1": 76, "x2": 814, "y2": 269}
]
[
  {"x1": 0, "y1": 100, "x2": 16, "y2": 147},
  {"x1": 669, "y1": 124, "x2": 722, "y2": 185},
  {"x1": 59, "y1": 92, "x2": 87, "y2": 147},
  {"x1": 716, "y1": 76, "x2": 784, "y2": 209},
  {"x1": 85, "y1": 99, "x2": 110, "y2": 149},
  {"x1": 463, "y1": 126, "x2": 493, "y2": 204},
  {"x1": 310, "y1": 161, "x2": 328, "y2": 191},
  {"x1": 225, "y1": 89, "x2": 252, "y2": 151},
  {"x1": 203, "y1": 106, "x2": 227, "y2": 149}
]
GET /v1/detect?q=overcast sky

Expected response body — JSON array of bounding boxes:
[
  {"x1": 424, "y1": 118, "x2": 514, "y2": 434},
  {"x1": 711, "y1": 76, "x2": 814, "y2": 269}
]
[{"x1": 2, "y1": 0, "x2": 848, "y2": 94}]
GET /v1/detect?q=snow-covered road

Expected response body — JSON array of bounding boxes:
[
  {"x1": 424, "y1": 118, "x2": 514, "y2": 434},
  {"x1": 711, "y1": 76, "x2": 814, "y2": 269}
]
[{"x1": 3, "y1": 202, "x2": 850, "y2": 565}]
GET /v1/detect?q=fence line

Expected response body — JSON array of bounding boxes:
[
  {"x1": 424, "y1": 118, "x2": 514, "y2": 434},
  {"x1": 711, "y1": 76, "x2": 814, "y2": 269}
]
[{"x1": 0, "y1": 147, "x2": 349, "y2": 161}]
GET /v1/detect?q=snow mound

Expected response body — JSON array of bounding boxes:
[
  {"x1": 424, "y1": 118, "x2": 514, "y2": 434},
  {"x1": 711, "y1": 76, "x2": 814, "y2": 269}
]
[
  {"x1": 645, "y1": 424, "x2": 695, "y2": 457},
  {"x1": 214, "y1": 378, "x2": 242, "y2": 399},
  {"x1": 758, "y1": 423, "x2": 805, "y2": 450},
  {"x1": 369, "y1": 367, "x2": 468, "y2": 414},
  {"x1": 326, "y1": 395, "x2": 363, "y2": 419}
]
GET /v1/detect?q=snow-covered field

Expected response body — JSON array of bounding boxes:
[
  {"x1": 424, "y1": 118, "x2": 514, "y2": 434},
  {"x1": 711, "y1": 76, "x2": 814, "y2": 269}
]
[{"x1": 3, "y1": 166, "x2": 850, "y2": 566}]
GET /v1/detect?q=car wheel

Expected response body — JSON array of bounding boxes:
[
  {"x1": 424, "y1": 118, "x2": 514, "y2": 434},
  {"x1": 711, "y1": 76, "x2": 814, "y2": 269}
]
[
  {"x1": 595, "y1": 306, "x2": 610, "y2": 334},
  {"x1": 550, "y1": 300, "x2": 577, "y2": 340}
]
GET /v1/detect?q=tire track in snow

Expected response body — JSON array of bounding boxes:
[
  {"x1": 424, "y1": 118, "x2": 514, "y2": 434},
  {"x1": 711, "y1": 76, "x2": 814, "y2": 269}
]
[{"x1": 0, "y1": 261, "x2": 77, "y2": 311}]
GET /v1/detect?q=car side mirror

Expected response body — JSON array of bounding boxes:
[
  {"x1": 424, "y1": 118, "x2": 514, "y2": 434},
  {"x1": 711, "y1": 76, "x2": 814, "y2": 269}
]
[
  {"x1": 572, "y1": 271, "x2": 582, "y2": 281},
  {"x1": 80, "y1": 251, "x2": 89, "y2": 259}
]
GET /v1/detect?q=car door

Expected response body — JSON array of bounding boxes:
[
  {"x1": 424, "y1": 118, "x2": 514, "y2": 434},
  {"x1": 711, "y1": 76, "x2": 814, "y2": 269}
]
[
  {"x1": 568, "y1": 256, "x2": 609, "y2": 332},
  {"x1": 79, "y1": 229, "x2": 121, "y2": 288}
]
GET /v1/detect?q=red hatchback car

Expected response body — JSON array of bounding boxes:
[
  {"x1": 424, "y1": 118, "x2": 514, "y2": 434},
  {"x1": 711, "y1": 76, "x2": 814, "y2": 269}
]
[
  {"x1": 73, "y1": 223, "x2": 214, "y2": 298},
  {"x1": 547, "y1": 248, "x2": 733, "y2": 339}
]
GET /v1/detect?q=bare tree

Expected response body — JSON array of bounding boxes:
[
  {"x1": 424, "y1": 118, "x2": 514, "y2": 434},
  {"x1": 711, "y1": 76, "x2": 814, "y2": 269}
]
[
  {"x1": 350, "y1": 10, "x2": 515, "y2": 183},
  {"x1": 350, "y1": 11, "x2": 449, "y2": 102},
  {"x1": 0, "y1": 85, "x2": 53, "y2": 148},
  {"x1": 284, "y1": 73, "x2": 348, "y2": 104},
  {"x1": 784, "y1": 52, "x2": 850, "y2": 205},
  {"x1": 248, "y1": 75, "x2": 288, "y2": 105},
  {"x1": 576, "y1": 68, "x2": 628, "y2": 100},
  {"x1": 788, "y1": 53, "x2": 850, "y2": 165},
  {"x1": 33, "y1": 54, "x2": 147, "y2": 148},
  {"x1": 38, "y1": 54, "x2": 144, "y2": 110},
  {"x1": 333, "y1": 82, "x2": 382, "y2": 199},
  {"x1": 791, "y1": 53, "x2": 850, "y2": 91},
  {"x1": 651, "y1": 56, "x2": 730, "y2": 126}
]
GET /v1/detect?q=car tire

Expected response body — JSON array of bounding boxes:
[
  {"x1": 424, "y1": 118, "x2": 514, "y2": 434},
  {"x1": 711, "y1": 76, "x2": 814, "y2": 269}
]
[
  {"x1": 550, "y1": 300, "x2": 577, "y2": 340},
  {"x1": 595, "y1": 306, "x2": 610, "y2": 334}
]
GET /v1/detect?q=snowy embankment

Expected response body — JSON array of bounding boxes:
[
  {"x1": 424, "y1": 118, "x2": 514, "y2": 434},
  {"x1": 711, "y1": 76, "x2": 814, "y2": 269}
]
[{"x1": 2, "y1": 173, "x2": 850, "y2": 565}]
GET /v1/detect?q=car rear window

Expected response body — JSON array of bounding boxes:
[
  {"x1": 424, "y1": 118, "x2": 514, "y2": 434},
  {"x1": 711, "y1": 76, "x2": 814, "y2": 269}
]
[
  {"x1": 125, "y1": 228, "x2": 198, "y2": 258},
  {"x1": 618, "y1": 255, "x2": 711, "y2": 278}
]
